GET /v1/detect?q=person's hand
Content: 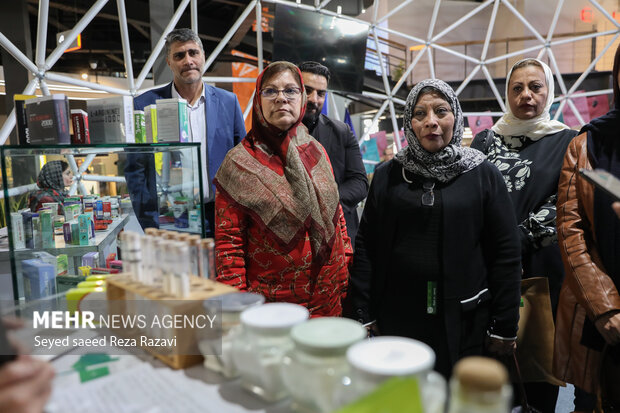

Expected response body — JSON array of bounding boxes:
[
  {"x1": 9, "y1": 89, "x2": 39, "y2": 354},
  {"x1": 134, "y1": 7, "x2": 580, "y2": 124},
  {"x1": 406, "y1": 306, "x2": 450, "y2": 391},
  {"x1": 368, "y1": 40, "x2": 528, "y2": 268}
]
[
  {"x1": 613, "y1": 202, "x2": 620, "y2": 219},
  {"x1": 486, "y1": 336, "x2": 516, "y2": 356},
  {"x1": 0, "y1": 356, "x2": 55, "y2": 413},
  {"x1": 595, "y1": 311, "x2": 620, "y2": 345}
]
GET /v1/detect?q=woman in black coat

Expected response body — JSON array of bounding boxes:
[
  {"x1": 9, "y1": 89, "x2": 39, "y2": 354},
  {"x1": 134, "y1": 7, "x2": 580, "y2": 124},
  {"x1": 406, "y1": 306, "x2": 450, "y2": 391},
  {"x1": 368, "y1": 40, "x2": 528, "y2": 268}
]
[{"x1": 345, "y1": 79, "x2": 522, "y2": 378}]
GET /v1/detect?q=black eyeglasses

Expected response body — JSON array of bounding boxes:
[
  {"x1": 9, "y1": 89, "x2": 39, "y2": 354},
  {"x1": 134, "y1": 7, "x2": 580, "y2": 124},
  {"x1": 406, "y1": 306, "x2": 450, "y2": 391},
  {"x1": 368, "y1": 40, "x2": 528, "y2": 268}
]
[
  {"x1": 422, "y1": 182, "x2": 435, "y2": 206},
  {"x1": 260, "y1": 87, "x2": 302, "y2": 101}
]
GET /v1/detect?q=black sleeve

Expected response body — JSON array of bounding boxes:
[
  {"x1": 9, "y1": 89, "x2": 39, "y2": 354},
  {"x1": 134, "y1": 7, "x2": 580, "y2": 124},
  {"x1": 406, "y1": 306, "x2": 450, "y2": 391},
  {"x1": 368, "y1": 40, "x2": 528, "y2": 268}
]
[
  {"x1": 482, "y1": 163, "x2": 522, "y2": 338},
  {"x1": 343, "y1": 164, "x2": 386, "y2": 323},
  {"x1": 337, "y1": 124, "x2": 369, "y2": 209}
]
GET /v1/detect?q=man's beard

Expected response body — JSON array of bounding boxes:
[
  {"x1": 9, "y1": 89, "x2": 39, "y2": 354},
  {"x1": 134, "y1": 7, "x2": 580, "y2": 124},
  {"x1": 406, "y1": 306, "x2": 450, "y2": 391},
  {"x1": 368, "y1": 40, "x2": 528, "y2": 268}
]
[{"x1": 302, "y1": 102, "x2": 322, "y2": 127}]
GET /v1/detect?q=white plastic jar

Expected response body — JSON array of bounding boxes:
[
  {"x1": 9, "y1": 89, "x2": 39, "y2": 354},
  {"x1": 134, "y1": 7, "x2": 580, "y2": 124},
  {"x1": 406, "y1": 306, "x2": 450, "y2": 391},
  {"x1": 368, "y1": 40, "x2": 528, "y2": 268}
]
[
  {"x1": 199, "y1": 292, "x2": 265, "y2": 378},
  {"x1": 338, "y1": 336, "x2": 446, "y2": 413},
  {"x1": 280, "y1": 317, "x2": 366, "y2": 413},
  {"x1": 232, "y1": 302, "x2": 310, "y2": 402}
]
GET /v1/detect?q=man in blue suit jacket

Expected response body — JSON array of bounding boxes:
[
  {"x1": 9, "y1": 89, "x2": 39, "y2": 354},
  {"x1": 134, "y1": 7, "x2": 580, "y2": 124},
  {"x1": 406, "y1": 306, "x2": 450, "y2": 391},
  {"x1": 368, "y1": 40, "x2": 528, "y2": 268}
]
[{"x1": 126, "y1": 28, "x2": 246, "y2": 236}]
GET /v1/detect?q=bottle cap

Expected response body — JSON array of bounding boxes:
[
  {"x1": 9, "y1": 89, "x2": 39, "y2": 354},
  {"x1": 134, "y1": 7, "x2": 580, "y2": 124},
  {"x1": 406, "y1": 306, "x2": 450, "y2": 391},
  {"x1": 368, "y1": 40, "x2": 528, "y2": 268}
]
[{"x1": 452, "y1": 356, "x2": 508, "y2": 392}]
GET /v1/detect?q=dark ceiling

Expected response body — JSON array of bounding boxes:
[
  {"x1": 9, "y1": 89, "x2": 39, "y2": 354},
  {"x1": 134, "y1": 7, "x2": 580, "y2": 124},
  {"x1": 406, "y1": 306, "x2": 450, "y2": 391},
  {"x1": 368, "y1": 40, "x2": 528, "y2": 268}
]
[{"x1": 17, "y1": 0, "x2": 269, "y2": 77}]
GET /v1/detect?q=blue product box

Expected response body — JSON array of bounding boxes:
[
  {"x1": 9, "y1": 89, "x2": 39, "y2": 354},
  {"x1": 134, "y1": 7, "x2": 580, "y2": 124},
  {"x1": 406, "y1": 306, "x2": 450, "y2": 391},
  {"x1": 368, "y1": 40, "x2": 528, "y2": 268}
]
[{"x1": 22, "y1": 259, "x2": 56, "y2": 300}]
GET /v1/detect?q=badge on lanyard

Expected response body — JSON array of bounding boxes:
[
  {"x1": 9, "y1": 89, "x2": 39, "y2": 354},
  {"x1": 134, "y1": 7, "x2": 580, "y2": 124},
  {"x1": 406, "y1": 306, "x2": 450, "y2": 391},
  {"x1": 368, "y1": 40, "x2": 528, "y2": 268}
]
[{"x1": 427, "y1": 281, "x2": 437, "y2": 314}]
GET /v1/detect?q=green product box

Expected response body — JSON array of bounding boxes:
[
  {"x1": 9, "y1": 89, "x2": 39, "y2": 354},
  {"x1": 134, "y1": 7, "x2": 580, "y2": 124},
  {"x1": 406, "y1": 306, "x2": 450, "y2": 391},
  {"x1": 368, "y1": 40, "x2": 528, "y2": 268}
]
[
  {"x1": 70, "y1": 222, "x2": 80, "y2": 246},
  {"x1": 78, "y1": 214, "x2": 90, "y2": 246},
  {"x1": 40, "y1": 211, "x2": 55, "y2": 248},
  {"x1": 56, "y1": 254, "x2": 68, "y2": 276},
  {"x1": 56, "y1": 275, "x2": 83, "y2": 294},
  {"x1": 134, "y1": 110, "x2": 146, "y2": 143}
]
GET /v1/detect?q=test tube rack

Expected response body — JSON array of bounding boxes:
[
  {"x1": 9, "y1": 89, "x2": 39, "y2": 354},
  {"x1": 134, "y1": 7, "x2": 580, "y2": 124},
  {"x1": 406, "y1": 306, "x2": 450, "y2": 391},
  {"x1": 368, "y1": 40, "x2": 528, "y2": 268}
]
[{"x1": 106, "y1": 273, "x2": 238, "y2": 369}]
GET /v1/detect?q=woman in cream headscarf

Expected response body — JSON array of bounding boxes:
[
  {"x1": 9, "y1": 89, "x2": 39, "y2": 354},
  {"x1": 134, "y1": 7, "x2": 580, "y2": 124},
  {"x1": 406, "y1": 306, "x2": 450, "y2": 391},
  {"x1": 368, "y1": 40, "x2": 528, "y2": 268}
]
[{"x1": 471, "y1": 58, "x2": 577, "y2": 412}]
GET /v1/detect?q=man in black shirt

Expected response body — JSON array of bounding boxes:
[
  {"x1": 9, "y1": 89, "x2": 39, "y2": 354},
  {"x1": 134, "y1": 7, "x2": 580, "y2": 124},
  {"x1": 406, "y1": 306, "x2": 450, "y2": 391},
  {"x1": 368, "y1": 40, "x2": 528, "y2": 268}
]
[{"x1": 299, "y1": 61, "x2": 368, "y2": 245}]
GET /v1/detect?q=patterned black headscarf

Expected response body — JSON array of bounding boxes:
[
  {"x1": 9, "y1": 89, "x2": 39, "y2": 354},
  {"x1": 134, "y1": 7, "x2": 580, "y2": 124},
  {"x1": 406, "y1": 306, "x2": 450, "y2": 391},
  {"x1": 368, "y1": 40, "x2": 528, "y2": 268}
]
[
  {"x1": 395, "y1": 79, "x2": 485, "y2": 182},
  {"x1": 37, "y1": 161, "x2": 66, "y2": 191}
]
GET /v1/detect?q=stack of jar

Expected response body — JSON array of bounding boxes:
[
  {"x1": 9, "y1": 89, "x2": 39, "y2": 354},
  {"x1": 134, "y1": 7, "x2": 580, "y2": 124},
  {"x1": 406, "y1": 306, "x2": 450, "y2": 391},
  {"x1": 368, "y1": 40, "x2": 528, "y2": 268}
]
[{"x1": 198, "y1": 295, "x2": 454, "y2": 413}]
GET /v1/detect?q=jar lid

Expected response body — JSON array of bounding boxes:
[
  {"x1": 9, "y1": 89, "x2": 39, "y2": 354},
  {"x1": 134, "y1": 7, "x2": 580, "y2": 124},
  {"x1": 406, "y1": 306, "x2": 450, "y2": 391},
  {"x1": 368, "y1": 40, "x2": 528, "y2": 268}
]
[
  {"x1": 203, "y1": 292, "x2": 265, "y2": 313},
  {"x1": 346, "y1": 336, "x2": 435, "y2": 376},
  {"x1": 291, "y1": 318, "x2": 366, "y2": 356},
  {"x1": 452, "y1": 356, "x2": 507, "y2": 392},
  {"x1": 240, "y1": 302, "x2": 309, "y2": 332}
]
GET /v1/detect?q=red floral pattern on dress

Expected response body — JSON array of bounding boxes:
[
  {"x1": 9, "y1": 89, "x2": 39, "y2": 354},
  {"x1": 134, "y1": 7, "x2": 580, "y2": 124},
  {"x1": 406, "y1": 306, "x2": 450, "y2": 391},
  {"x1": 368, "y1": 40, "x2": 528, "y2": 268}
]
[{"x1": 215, "y1": 193, "x2": 352, "y2": 317}]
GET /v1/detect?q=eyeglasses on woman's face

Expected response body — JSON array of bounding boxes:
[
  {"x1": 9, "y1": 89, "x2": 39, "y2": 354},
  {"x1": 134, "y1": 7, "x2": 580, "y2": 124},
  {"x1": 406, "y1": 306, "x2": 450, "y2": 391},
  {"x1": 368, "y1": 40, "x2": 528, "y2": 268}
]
[{"x1": 260, "y1": 87, "x2": 302, "y2": 101}]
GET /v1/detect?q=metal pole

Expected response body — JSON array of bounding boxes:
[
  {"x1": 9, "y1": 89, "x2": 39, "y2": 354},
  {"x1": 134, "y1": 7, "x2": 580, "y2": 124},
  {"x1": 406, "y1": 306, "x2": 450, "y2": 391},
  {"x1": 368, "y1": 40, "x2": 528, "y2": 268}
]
[
  {"x1": 243, "y1": 90, "x2": 255, "y2": 120},
  {"x1": 481, "y1": 0, "x2": 501, "y2": 61},
  {"x1": 426, "y1": 47, "x2": 436, "y2": 79},
  {"x1": 44, "y1": 0, "x2": 109, "y2": 71},
  {"x1": 204, "y1": 1, "x2": 257, "y2": 72},
  {"x1": 256, "y1": 0, "x2": 264, "y2": 72},
  {"x1": 501, "y1": 0, "x2": 546, "y2": 44},
  {"x1": 589, "y1": 0, "x2": 620, "y2": 28},
  {"x1": 45, "y1": 72, "x2": 132, "y2": 95},
  {"x1": 433, "y1": 0, "x2": 493, "y2": 42},
  {"x1": 486, "y1": 44, "x2": 545, "y2": 64},
  {"x1": 0, "y1": 32, "x2": 39, "y2": 74},
  {"x1": 359, "y1": 99, "x2": 389, "y2": 143},
  {"x1": 191, "y1": 0, "x2": 198, "y2": 33},
  {"x1": 136, "y1": 0, "x2": 191, "y2": 89},
  {"x1": 39, "y1": 79, "x2": 50, "y2": 95},
  {"x1": 391, "y1": 46, "x2": 427, "y2": 96},
  {"x1": 35, "y1": 0, "x2": 49, "y2": 69},
  {"x1": 426, "y1": 0, "x2": 442, "y2": 42},
  {"x1": 376, "y1": 0, "x2": 414, "y2": 25},
  {"x1": 566, "y1": 33, "x2": 619, "y2": 96},
  {"x1": 546, "y1": 0, "x2": 564, "y2": 44},
  {"x1": 388, "y1": 100, "x2": 400, "y2": 151},
  {"x1": 116, "y1": 0, "x2": 136, "y2": 92},
  {"x1": 481, "y1": 65, "x2": 506, "y2": 112},
  {"x1": 550, "y1": 30, "x2": 616, "y2": 47},
  {"x1": 0, "y1": 79, "x2": 38, "y2": 145},
  {"x1": 455, "y1": 65, "x2": 482, "y2": 96},
  {"x1": 432, "y1": 43, "x2": 480, "y2": 64}
]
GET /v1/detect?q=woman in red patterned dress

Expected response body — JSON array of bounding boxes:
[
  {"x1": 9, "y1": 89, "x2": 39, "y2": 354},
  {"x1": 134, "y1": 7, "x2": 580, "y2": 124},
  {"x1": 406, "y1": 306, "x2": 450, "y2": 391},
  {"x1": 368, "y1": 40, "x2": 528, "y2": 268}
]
[{"x1": 213, "y1": 61, "x2": 352, "y2": 317}]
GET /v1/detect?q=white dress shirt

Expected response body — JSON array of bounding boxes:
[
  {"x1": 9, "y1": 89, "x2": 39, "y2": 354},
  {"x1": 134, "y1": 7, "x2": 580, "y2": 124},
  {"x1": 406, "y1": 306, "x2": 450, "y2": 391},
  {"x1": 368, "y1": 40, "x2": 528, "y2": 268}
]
[{"x1": 171, "y1": 82, "x2": 209, "y2": 199}]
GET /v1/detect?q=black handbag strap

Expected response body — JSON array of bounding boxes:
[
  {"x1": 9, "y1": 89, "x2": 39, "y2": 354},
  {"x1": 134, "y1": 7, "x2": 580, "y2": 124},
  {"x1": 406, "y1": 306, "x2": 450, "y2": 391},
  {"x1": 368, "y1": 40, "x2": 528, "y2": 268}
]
[{"x1": 512, "y1": 352, "x2": 540, "y2": 413}]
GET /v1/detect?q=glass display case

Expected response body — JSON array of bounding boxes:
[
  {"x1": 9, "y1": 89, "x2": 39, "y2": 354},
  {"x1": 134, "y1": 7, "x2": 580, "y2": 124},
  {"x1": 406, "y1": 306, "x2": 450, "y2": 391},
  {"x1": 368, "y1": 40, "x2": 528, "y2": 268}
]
[{"x1": 0, "y1": 143, "x2": 204, "y2": 302}]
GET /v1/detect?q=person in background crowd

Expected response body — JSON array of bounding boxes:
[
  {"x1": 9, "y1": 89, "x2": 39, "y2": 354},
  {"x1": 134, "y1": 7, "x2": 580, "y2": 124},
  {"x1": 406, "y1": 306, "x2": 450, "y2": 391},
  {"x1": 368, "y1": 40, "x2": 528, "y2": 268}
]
[
  {"x1": 553, "y1": 43, "x2": 620, "y2": 412},
  {"x1": 214, "y1": 62, "x2": 351, "y2": 317},
  {"x1": 383, "y1": 144, "x2": 395, "y2": 162},
  {"x1": 28, "y1": 160, "x2": 72, "y2": 215},
  {"x1": 345, "y1": 79, "x2": 521, "y2": 377},
  {"x1": 299, "y1": 61, "x2": 368, "y2": 246},
  {"x1": 471, "y1": 58, "x2": 577, "y2": 412},
  {"x1": 613, "y1": 201, "x2": 620, "y2": 219},
  {"x1": 126, "y1": 28, "x2": 245, "y2": 235}
]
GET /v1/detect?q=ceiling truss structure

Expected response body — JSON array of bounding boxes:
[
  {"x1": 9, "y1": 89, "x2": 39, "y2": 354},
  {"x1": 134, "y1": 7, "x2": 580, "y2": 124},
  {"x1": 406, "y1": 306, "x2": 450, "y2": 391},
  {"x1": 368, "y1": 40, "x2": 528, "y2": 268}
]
[{"x1": 1, "y1": 0, "x2": 619, "y2": 150}]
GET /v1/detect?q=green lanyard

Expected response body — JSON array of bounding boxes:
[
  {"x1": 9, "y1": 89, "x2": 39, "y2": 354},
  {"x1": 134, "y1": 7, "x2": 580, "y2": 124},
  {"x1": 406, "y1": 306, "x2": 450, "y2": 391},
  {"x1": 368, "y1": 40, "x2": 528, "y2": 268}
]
[{"x1": 427, "y1": 281, "x2": 437, "y2": 315}]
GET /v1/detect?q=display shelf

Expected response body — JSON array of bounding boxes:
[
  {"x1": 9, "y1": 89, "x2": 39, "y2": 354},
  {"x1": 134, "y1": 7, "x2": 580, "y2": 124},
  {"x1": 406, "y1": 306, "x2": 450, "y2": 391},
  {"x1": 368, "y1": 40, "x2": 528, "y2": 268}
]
[
  {"x1": 12, "y1": 214, "x2": 130, "y2": 270},
  {"x1": 0, "y1": 143, "x2": 205, "y2": 301}
]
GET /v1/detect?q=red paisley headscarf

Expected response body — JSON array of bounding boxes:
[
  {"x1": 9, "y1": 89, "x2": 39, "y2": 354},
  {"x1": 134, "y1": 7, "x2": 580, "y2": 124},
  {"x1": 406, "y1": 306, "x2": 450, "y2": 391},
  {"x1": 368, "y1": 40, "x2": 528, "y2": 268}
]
[{"x1": 214, "y1": 61, "x2": 340, "y2": 268}]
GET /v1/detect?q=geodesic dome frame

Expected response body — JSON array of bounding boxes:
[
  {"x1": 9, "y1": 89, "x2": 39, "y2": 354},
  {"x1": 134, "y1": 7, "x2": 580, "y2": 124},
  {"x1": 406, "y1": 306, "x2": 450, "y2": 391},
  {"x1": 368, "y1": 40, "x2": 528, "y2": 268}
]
[{"x1": 1, "y1": 0, "x2": 619, "y2": 152}]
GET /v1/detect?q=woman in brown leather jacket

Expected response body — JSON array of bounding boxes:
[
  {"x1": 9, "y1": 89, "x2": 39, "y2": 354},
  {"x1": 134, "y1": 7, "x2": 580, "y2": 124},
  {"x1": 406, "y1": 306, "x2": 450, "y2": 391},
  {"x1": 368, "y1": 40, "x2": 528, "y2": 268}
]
[{"x1": 554, "y1": 45, "x2": 620, "y2": 412}]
